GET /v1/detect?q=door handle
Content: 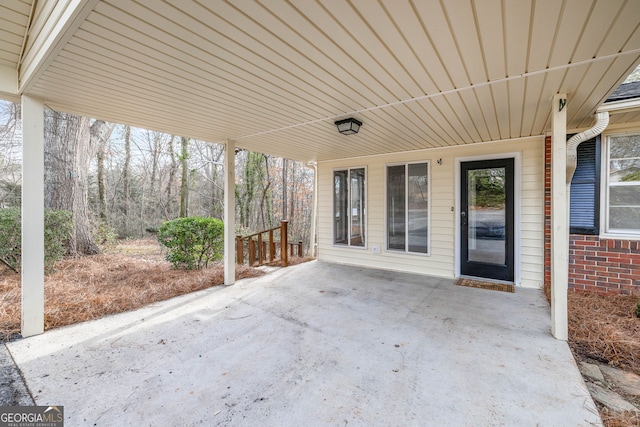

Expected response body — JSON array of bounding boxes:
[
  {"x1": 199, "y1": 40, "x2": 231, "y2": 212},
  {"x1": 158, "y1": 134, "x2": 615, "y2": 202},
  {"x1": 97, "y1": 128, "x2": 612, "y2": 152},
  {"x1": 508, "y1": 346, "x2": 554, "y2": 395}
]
[{"x1": 461, "y1": 211, "x2": 467, "y2": 227}]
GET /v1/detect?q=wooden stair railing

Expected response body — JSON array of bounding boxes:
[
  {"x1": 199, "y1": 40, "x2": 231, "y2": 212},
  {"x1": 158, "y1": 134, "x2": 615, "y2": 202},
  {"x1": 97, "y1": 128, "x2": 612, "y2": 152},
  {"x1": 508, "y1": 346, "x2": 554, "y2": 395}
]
[
  {"x1": 236, "y1": 220, "x2": 302, "y2": 267},
  {"x1": 289, "y1": 240, "x2": 303, "y2": 257}
]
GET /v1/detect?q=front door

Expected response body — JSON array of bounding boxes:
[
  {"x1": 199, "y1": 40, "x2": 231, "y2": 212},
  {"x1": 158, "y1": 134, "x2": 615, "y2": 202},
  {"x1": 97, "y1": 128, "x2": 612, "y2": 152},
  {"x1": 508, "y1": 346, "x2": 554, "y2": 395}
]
[{"x1": 460, "y1": 158, "x2": 514, "y2": 282}]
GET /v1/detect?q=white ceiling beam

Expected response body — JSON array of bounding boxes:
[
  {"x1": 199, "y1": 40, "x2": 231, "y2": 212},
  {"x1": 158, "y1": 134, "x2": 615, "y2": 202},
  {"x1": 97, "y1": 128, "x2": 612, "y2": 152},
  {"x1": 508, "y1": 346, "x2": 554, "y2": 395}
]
[{"x1": 0, "y1": 64, "x2": 19, "y2": 101}]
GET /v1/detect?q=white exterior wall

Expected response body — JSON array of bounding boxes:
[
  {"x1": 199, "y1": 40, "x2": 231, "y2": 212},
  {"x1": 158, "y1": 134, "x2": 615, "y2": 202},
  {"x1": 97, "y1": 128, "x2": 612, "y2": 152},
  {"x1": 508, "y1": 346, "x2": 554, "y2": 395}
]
[{"x1": 317, "y1": 137, "x2": 545, "y2": 289}]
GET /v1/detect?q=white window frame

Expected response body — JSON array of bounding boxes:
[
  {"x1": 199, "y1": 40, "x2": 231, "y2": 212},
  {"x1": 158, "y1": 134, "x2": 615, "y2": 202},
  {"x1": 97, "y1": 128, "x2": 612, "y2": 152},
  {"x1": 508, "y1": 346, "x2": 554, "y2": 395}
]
[
  {"x1": 601, "y1": 130, "x2": 640, "y2": 239},
  {"x1": 332, "y1": 166, "x2": 367, "y2": 248},
  {"x1": 385, "y1": 161, "x2": 431, "y2": 256}
]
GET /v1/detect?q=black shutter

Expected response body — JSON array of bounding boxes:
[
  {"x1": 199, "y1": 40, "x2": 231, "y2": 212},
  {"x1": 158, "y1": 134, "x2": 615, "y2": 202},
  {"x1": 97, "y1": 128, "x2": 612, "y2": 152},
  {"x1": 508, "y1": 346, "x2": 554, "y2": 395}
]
[{"x1": 569, "y1": 136, "x2": 600, "y2": 234}]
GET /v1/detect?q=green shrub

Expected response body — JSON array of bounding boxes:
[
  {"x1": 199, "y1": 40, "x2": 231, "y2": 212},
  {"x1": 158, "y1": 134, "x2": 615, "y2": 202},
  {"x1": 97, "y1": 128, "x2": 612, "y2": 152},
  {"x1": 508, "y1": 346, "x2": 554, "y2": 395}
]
[
  {"x1": 157, "y1": 217, "x2": 224, "y2": 270},
  {"x1": 0, "y1": 208, "x2": 72, "y2": 272},
  {"x1": 44, "y1": 209, "x2": 73, "y2": 267},
  {"x1": 635, "y1": 301, "x2": 640, "y2": 319},
  {"x1": 0, "y1": 208, "x2": 21, "y2": 271}
]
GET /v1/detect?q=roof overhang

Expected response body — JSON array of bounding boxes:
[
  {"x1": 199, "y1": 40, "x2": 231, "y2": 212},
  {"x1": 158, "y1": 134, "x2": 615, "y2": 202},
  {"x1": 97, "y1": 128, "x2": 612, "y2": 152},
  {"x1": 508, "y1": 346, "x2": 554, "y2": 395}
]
[
  {"x1": 2, "y1": 0, "x2": 640, "y2": 162},
  {"x1": 599, "y1": 98, "x2": 640, "y2": 115}
]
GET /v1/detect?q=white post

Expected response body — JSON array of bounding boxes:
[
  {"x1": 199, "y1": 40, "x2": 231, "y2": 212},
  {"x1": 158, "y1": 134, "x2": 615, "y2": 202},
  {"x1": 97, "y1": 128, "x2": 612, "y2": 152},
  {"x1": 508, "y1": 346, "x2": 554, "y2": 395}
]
[
  {"x1": 223, "y1": 140, "x2": 236, "y2": 285},
  {"x1": 21, "y1": 95, "x2": 45, "y2": 337},
  {"x1": 551, "y1": 93, "x2": 568, "y2": 340},
  {"x1": 312, "y1": 162, "x2": 318, "y2": 258}
]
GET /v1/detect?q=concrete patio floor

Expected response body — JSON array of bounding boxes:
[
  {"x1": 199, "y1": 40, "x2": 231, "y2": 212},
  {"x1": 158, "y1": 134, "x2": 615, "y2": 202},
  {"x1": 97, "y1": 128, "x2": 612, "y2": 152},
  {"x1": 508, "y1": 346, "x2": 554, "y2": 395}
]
[{"x1": 7, "y1": 261, "x2": 601, "y2": 426}]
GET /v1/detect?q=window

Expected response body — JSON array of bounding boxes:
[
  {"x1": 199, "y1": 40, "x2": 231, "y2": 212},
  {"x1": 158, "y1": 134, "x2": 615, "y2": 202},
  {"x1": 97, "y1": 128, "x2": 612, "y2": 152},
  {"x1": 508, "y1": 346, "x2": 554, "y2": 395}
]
[
  {"x1": 605, "y1": 133, "x2": 640, "y2": 234},
  {"x1": 386, "y1": 162, "x2": 429, "y2": 254},
  {"x1": 334, "y1": 168, "x2": 366, "y2": 247},
  {"x1": 570, "y1": 137, "x2": 600, "y2": 234}
]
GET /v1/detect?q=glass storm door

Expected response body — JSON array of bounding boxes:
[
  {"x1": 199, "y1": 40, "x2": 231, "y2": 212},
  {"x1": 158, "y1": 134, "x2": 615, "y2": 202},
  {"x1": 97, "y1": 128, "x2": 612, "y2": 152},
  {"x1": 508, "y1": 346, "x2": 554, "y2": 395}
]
[{"x1": 460, "y1": 159, "x2": 514, "y2": 282}]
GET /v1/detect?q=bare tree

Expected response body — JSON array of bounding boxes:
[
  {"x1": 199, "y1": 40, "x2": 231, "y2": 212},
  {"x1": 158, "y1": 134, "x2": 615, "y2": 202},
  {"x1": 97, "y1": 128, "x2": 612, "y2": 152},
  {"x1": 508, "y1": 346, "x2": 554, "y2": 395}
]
[
  {"x1": 236, "y1": 150, "x2": 273, "y2": 230},
  {"x1": 148, "y1": 130, "x2": 160, "y2": 219},
  {"x1": 188, "y1": 140, "x2": 224, "y2": 218},
  {"x1": 624, "y1": 64, "x2": 640, "y2": 83},
  {"x1": 122, "y1": 125, "x2": 131, "y2": 223},
  {"x1": 96, "y1": 123, "x2": 116, "y2": 221},
  {"x1": 179, "y1": 137, "x2": 189, "y2": 217},
  {"x1": 0, "y1": 101, "x2": 21, "y2": 208},
  {"x1": 205, "y1": 143, "x2": 224, "y2": 218},
  {"x1": 259, "y1": 154, "x2": 273, "y2": 228},
  {"x1": 282, "y1": 158, "x2": 288, "y2": 220},
  {"x1": 289, "y1": 160, "x2": 296, "y2": 228},
  {"x1": 34, "y1": 108, "x2": 314, "y2": 253},
  {"x1": 164, "y1": 135, "x2": 178, "y2": 218}
]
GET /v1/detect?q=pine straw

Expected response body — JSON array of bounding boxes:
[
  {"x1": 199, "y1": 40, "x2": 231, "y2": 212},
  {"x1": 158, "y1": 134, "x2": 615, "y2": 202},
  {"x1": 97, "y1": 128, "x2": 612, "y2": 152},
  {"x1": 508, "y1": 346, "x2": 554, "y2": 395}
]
[
  {"x1": 539, "y1": 284, "x2": 640, "y2": 427},
  {"x1": 598, "y1": 409, "x2": 640, "y2": 427},
  {"x1": 567, "y1": 292, "x2": 640, "y2": 375},
  {"x1": 0, "y1": 254, "x2": 264, "y2": 342},
  {"x1": 566, "y1": 291, "x2": 640, "y2": 427}
]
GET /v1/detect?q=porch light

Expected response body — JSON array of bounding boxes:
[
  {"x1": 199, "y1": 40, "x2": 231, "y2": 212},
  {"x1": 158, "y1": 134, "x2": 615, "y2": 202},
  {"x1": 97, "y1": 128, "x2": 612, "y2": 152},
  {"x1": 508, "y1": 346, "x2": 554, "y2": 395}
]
[{"x1": 335, "y1": 118, "x2": 362, "y2": 135}]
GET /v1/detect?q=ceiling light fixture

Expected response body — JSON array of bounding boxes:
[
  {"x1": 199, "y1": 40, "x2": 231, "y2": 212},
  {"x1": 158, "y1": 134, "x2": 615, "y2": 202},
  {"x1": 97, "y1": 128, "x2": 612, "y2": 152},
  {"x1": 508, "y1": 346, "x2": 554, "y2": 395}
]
[{"x1": 334, "y1": 118, "x2": 362, "y2": 135}]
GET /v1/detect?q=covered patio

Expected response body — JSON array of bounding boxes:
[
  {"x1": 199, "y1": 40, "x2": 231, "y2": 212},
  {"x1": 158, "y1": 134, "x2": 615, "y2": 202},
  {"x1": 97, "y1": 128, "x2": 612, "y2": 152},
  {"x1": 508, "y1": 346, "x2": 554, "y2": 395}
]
[
  {"x1": 2, "y1": 0, "x2": 640, "y2": 340},
  {"x1": 7, "y1": 262, "x2": 600, "y2": 426}
]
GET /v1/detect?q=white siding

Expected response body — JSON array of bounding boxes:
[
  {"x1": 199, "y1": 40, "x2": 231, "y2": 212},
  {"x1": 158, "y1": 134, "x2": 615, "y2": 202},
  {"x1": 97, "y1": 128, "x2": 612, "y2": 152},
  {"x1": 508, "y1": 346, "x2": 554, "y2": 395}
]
[{"x1": 318, "y1": 136, "x2": 545, "y2": 289}]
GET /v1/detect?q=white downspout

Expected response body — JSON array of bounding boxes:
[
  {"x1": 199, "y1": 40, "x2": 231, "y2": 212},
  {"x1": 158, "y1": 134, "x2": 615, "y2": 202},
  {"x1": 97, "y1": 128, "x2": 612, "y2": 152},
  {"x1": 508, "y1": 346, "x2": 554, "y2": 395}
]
[{"x1": 566, "y1": 111, "x2": 609, "y2": 183}]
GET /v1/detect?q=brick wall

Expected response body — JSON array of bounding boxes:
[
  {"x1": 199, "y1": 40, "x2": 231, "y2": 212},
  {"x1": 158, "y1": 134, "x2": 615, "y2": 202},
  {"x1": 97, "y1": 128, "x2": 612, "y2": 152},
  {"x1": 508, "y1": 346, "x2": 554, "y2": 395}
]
[
  {"x1": 544, "y1": 137, "x2": 640, "y2": 295},
  {"x1": 568, "y1": 235, "x2": 640, "y2": 294}
]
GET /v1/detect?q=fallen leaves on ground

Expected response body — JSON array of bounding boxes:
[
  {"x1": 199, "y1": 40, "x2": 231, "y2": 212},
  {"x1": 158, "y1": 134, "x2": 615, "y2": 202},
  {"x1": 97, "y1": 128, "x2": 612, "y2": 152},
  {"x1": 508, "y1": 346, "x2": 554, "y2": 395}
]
[
  {"x1": 567, "y1": 292, "x2": 640, "y2": 376},
  {"x1": 563, "y1": 290, "x2": 640, "y2": 427},
  {"x1": 0, "y1": 251, "x2": 264, "y2": 341}
]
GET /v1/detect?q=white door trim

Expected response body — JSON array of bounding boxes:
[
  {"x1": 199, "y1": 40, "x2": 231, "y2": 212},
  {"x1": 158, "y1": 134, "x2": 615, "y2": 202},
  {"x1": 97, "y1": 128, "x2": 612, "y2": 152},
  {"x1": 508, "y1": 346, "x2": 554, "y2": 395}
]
[{"x1": 454, "y1": 152, "x2": 522, "y2": 285}]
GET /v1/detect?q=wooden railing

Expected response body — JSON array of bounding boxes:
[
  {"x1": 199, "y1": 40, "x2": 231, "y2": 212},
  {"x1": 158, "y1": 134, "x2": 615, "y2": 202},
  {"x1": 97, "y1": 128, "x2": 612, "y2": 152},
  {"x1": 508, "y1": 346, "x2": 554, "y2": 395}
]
[{"x1": 236, "y1": 220, "x2": 303, "y2": 268}]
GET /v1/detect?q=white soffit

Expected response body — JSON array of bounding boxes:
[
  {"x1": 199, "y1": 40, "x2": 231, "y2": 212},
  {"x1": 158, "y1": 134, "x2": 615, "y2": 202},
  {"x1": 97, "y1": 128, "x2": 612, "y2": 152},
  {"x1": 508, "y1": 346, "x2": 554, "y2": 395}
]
[
  {"x1": 0, "y1": 0, "x2": 32, "y2": 98},
  {"x1": 0, "y1": 0, "x2": 31, "y2": 70},
  {"x1": 5, "y1": 0, "x2": 640, "y2": 161}
]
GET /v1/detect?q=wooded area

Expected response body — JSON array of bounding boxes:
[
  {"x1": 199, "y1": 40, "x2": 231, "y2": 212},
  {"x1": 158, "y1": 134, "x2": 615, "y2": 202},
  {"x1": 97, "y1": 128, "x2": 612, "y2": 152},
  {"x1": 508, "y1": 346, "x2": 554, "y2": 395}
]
[{"x1": 0, "y1": 100, "x2": 315, "y2": 257}]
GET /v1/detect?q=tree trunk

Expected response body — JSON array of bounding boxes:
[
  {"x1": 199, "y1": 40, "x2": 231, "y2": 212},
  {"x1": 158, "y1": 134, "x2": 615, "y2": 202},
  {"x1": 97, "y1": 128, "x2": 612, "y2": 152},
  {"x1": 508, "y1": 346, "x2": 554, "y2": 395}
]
[
  {"x1": 259, "y1": 154, "x2": 273, "y2": 229},
  {"x1": 44, "y1": 111, "x2": 104, "y2": 255},
  {"x1": 205, "y1": 144, "x2": 223, "y2": 218},
  {"x1": 165, "y1": 135, "x2": 177, "y2": 218},
  {"x1": 96, "y1": 123, "x2": 115, "y2": 221},
  {"x1": 179, "y1": 136, "x2": 189, "y2": 217},
  {"x1": 150, "y1": 135, "x2": 159, "y2": 195},
  {"x1": 122, "y1": 125, "x2": 131, "y2": 226},
  {"x1": 289, "y1": 160, "x2": 296, "y2": 228},
  {"x1": 282, "y1": 158, "x2": 288, "y2": 220},
  {"x1": 97, "y1": 136, "x2": 106, "y2": 221},
  {"x1": 239, "y1": 151, "x2": 254, "y2": 228}
]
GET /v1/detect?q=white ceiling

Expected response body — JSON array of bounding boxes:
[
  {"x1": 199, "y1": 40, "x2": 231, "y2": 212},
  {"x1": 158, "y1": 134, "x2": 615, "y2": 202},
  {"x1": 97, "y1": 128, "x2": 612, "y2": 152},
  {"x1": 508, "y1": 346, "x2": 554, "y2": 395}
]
[
  {"x1": 0, "y1": 1, "x2": 31, "y2": 69},
  {"x1": 2, "y1": 0, "x2": 640, "y2": 162}
]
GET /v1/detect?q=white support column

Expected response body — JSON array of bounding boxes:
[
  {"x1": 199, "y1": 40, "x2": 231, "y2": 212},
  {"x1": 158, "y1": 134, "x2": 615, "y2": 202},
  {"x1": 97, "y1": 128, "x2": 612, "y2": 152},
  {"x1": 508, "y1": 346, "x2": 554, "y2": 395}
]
[
  {"x1": 310, "y1": 162, "x2": 318, "y2": 258},
  {"x1": 223, "y1": 140, "x2": 236, "y2": 285},
  {"x1": 21, "y1": 95, "x2": 45, "y2": 337},
  {"x1": 551, "y1": 93, "x2": 568, "y2": 340}
]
